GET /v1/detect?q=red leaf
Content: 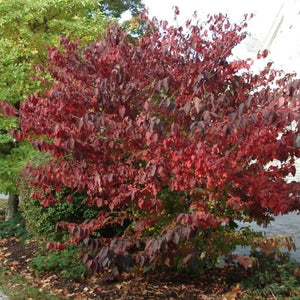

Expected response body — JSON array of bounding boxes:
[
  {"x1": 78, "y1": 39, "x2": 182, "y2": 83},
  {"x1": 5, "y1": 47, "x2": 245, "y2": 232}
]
[
  {"x1": 183, "y1": 102, "x2": 191, "y2": 114},
  {"x1": 173, "y1": 6, "x2": 180, "y2": 15},
  {"x1": 1, "y1": 101, "x2": 17, "y2": 116},
  {"x1": 83, "y1": 253, "x2": 90, "y2": 264},
  {"x1": 193, "y1": 97, "x2": 201, "y2": 113},
  {"x1": 262, "y1": 49, "x2": 268, "y2": 58},
  {"x1": 119, "y1": 105, "x2": 126, "y2": 118},
  {"x1": 149, "y1": 164, "x2": 157, "y2": 177},
  {"x1": 96, "y1": 198, "x2": 103, "y2": 207},
  {"x1": 67, "y1": 137, "x2": 75, "y2": 150},
  {"x1": 152, "y1": 133, "x2": 158, "y2": 142},
  {"x1": 146, "y1": 131, "x2": 152, "y2": 141}
]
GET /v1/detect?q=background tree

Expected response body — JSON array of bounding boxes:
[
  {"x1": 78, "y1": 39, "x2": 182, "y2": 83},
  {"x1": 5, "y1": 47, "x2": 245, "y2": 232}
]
[
  {"x1": 0, "y1": 0, "x2": 143, "y2": 220},
  {"x1": 3, "y1": 12, "x2": 299, "y2": 275},
  {"x1": 100, "y1": 0, "x2": 144, "y2": 18}
]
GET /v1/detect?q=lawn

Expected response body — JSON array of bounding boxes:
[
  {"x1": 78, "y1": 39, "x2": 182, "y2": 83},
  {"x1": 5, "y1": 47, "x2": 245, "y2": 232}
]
[{"x1": 0, "y1": 266, "x2": 63, "y2": 300}]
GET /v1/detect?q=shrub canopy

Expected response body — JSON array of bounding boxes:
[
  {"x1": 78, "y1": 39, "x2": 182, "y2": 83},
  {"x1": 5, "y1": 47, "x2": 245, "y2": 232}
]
[{"x1": 2, "y1": 12, "x2": 299, "y2": 274}]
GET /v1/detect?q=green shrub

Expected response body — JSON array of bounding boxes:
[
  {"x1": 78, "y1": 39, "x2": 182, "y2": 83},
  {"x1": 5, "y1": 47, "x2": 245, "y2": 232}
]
[
  {"x1": 241, "y1": 251, "x2": 300, "y2": 299},
  {"x1": 21, "y1": 186, "x2": 99, "y2": 241},
  {"x1": 30, "y1": 244, "x2": 89, "y2": 281},
  {"x1": 0, "y1": 212, "x2": 31, "y2": 241}
]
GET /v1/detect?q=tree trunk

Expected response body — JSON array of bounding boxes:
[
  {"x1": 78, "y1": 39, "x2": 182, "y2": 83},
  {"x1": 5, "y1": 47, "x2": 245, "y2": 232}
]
[{"x1": 5, "y1": 193, "x2": 19, "y2": 221}]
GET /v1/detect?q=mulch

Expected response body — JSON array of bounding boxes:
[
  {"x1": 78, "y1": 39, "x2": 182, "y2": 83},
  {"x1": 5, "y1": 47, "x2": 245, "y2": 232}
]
[{"x1": 0, "y1": 237, "x2": 242, "y2": 299}]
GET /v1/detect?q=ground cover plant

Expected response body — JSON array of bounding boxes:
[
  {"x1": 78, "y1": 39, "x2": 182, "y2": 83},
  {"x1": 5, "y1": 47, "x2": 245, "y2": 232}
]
[
  {"x1": 30, "y1": 243, "x2": 90, "y2": 281},
  {"x1": 0, "y1": 211, "x2": 31, "y2": 241},
  {"x1": 240, "y1": 251, "x2": 300, "y2": 299},
  {"x1": 0, "y1": 236, "x2": 299, "y2": 299},
  {"x1": 1, "y1": 10, "x2": 299, "y2": 279}
]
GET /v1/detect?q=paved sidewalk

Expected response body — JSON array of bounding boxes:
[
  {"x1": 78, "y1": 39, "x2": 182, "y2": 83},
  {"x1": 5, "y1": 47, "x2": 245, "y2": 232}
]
[{"x1": 0, "y1": 291, "x2": 8, "y2": 300}]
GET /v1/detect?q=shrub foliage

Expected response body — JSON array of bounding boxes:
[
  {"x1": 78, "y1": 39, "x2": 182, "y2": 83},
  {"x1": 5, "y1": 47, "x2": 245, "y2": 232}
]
[
  {"x1": 30, "y1": 244, "x2": 89, "y2": 281},
  {"x1": 2, "y1": 12, "x2": 299, "y2": 275}
]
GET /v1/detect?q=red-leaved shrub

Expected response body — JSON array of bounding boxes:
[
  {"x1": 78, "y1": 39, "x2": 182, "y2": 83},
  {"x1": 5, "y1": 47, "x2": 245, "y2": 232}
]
[{"x1": 2, "y1": 12, "x2": 299, "y2": 275}]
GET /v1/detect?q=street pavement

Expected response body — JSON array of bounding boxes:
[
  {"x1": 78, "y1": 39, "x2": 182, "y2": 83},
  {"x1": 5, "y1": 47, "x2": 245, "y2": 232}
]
[
  {"x1": 0, "y1": 291, "x2": 8, "y2": 300},
  {"x1": 235, "y1": 212, "x2": 300, "y2": 262}
]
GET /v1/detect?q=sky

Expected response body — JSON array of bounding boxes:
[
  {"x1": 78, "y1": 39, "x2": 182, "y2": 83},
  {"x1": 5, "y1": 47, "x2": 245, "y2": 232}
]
[
  {"x1": 139, "y1": 0, "x2": 300, "y2": 74},
  {"x1": 142, "y1": 0, "x2": 284, "y2": 41},
  {"x1": 143, "y1": 0, "x2": 282, "y2": 34}
]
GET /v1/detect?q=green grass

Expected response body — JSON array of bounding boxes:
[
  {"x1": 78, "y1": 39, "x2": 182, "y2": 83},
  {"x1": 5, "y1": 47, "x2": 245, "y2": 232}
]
[{"x1": 0, "y1": 266, "x2": 66, "y2": 300}]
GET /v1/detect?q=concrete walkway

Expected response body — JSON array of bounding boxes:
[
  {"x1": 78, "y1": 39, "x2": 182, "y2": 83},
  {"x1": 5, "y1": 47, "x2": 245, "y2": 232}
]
[{"x1": 0, "y1": 291, "x2": 8, "y2": 300}]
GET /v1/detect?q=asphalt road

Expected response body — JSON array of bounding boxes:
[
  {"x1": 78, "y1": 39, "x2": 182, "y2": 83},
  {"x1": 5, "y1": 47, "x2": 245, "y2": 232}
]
[{"x1": 236, "y1": 212, "x2": 300, "y2": 262}]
